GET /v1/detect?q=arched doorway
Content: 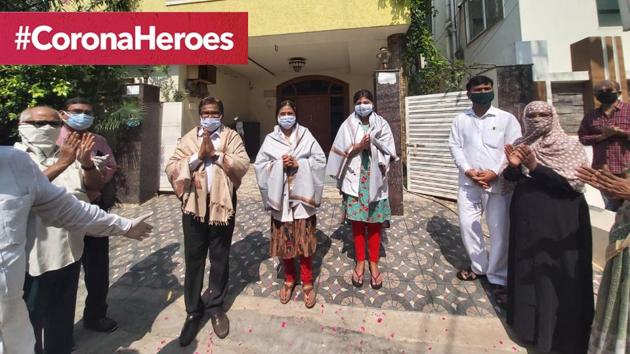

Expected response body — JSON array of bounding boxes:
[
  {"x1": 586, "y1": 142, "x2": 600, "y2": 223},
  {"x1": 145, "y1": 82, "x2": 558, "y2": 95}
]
[{"x1": 277, "y1": 76, "x2": 349, "y2": 153}]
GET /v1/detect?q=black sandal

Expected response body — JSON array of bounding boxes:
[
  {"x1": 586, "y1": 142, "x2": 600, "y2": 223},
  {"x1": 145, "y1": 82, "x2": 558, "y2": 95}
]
[
  {"x1": 456, "y1": 267, "x2": 485, "y2": 281},
  {"x1": 352, "y1": 267, "x2": 364, "y2": 288},
  {"x1": 370, "y1": 271, "x2": 383, "y2": 290}
]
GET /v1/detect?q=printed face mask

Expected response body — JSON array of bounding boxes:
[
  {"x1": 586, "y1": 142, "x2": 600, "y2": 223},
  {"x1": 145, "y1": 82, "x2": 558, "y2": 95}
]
[
  {"x1": 277, "y1": 115, "x2": 296, "y2": 130},
  {"x1": 355, "y1": 103, "x2": 373, "y2": 117}
]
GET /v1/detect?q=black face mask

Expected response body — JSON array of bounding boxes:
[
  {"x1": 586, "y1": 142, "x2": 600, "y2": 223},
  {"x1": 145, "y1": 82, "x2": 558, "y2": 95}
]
[{"x1": 596, "y1": 91, "x2": 619, "y2": 104}]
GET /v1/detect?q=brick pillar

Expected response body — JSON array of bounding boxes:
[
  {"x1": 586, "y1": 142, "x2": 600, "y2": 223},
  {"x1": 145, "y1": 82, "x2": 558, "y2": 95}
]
[
  {"x1": 374, "y1": 69, "x2": 404, "y2": 215},
  {"x1": 387, "y1": 33, "x2": 409, "y2": 173},
  {"x1": 117, "y1": 84, "x2": 161, "y2": 204},
  {"x1": 495, "y1": 65, "x2": 535, "y2": 122}
]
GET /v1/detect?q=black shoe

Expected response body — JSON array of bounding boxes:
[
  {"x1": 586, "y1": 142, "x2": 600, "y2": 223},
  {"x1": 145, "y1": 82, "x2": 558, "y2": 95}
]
[
  {"x1": 210, "y1": 311, "x2": 229, "y2": 339},
  {"x1": 179, "y1": 314, "x2": 203, "y2": 347},
  {"x1": 83, "y1": 317, "x2": 118, "y2": 332}
]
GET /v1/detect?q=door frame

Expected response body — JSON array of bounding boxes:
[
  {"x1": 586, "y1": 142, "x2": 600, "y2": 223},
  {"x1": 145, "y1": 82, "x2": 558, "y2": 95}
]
[{"x1": 276, "y1": 75, "x2": 350, "y2": 154}]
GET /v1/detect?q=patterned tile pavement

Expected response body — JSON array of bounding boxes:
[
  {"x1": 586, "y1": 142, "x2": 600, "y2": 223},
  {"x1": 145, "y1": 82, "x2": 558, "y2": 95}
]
[{"x1": 103, "y1": 170, "x2": 602, "y2": 320}]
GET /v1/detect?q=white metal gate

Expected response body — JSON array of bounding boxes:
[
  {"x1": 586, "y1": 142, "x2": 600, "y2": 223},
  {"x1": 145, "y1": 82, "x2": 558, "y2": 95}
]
[{"x1": 405, "y1": 91, "x2": 469, "y2": 200}]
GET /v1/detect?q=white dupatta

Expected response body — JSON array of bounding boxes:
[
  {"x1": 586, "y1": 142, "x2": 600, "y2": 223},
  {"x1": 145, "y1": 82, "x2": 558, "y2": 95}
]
[
  {"x1": 254, "y1": 124, "x2": 326, "y2": 219},
  {"x1": 325, "y1": 112, "x2": 398, "y2": 202}
]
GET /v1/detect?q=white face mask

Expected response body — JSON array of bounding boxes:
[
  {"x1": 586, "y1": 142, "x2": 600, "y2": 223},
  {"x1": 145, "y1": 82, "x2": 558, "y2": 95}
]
[
  {"x1": 18, "y1": 124, "x2": 60, "y2": 159},
  {"x1": 200, "y1": 116, "x2": 222, "y2": 132},
  {"x1": 277, "y1": 115, "x2": 296, "y2": 130},
  {"x1": 355, "y1": 103, "x2": 373, "y2": 117}
]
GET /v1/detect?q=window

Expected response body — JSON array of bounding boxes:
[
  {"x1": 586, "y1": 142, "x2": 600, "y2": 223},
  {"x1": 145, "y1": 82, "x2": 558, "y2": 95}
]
[
  {"x1": 466, "y1": 0, "x2": 504, "y2": 42},
  {"x1": 597, "y1": 0, "x2": 622, "y2": 27}
]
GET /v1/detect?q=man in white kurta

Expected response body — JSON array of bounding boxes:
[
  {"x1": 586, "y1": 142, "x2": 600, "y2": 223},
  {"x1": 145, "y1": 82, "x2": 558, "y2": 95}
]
[
  {"x1": 0, "y1": 146, "x2": 151, "y2": 354},
  {"x1": 448, "y1": 76, "x2": 521, "y2": 287}
]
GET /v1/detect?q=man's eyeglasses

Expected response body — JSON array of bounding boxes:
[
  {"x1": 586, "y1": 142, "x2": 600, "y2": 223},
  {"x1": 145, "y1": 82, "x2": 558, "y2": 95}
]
[{"x1": 23, "y1": 121, "x2": 63, "y2": 127}]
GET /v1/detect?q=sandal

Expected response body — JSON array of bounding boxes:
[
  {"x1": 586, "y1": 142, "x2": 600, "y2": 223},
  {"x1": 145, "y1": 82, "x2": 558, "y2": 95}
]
[
  {"x1": 370, "y1": 271, "x2": 383, "y2": 290},
  {"x1": 303, "y1": 283, "x2": 317, "y2": 309},
  {"x1": 352, "y1": 266, "x2": 364, "y2": 288},
  {"x1": 279, "y1": 281, "x2": 295, "y2": 304},
  {"x1": 456, "y1": 267, "x2": 485, "y2": 281}
]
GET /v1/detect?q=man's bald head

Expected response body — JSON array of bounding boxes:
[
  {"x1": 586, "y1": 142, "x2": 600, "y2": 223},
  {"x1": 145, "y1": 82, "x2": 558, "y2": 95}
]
[
  {"x1": 594, "y1": 80, "x2": 621, "y2": 93},
  {"x1": 19, "y1": 106, "x2": 61, "y2": 123}
]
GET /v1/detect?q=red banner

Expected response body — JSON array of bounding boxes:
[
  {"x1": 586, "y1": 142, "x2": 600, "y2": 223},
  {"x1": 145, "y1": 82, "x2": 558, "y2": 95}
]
[{"x1": 0, "y1": 12, "x2": 248, "y2": 65}]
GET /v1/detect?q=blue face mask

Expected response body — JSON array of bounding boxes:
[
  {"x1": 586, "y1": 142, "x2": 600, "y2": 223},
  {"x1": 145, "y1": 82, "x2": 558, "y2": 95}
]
[
  {"x1": 355, "y1": 103, "x2": 373, "y2": 118},
  {"x1": 65, "y1": 112, "x2": 94, "y2": 131},
  {"x1": 277, "y1": 115, "x2": 296, "y2": 130},
  {"x1": 200, "y1": 117, "x2": 222, "y2": 132}
]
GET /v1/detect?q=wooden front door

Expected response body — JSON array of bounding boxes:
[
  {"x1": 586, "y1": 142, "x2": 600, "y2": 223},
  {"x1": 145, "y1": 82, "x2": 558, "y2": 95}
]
[{"x1": 297, "y1": 95, "x2": 331, "y2": 152}]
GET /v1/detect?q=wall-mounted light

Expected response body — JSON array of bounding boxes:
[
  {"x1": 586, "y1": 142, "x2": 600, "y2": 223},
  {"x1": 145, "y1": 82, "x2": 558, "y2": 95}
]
[
  {"x1": 376, "y1": 47, "x2": 392, "y2": 69},
  {"x1": 288, "y1": 57, "x2": 306, "y2": 72},
  {"x1": 138, "y1": 65, "x2": 154, "y2": 84}
]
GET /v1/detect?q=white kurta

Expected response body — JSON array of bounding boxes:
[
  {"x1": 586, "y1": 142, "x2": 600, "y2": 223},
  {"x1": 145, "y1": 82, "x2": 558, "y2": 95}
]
[
  {"x1": 0, "y1": 147, "x2": 133, "y2": 354},
  {"x1": 448, "y1": 106, "x2": 522, "y2": 286}
]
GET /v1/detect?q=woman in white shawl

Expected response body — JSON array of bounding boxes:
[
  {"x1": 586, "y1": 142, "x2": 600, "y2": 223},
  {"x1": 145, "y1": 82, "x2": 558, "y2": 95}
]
[
  {"x1": 254, "y1": 100, "x2": 326, "y2": 308},
  {"x1": 326, "y1": 89, "x2": 398, "y2": 290}
]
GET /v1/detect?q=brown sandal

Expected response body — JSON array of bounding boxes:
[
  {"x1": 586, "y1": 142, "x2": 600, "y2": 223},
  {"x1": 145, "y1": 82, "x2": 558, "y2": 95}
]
[
  {"x1": 279, "y1": 281, "x2": 295, "y2": 304},
  {"x1": 456, "y1": 267, "x2": 485, "y2": 281},
  {"x1": 303, "y1": 283, "x2": 317, "y2": 309}
]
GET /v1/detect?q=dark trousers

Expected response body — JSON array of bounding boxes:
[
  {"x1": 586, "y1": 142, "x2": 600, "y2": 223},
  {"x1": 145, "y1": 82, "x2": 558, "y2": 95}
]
[
  {"x1": 23, "y1": 261, "x2": 81, "y2": 354},
  {"x1": 82, "y1": 235, "x2": 110, "y2": 320},
  {"x1": 182, "y1": 199, "x2": 236, "y2": 316}
]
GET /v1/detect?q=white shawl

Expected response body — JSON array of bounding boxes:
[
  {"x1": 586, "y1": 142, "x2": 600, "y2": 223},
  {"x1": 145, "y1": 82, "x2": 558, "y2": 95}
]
[
  {"x1": 326, "y1": 112, "x2": 398, "y2": 202},
  {"x1": 254, "y1": 124, "x2": 326, "y2": 215}
]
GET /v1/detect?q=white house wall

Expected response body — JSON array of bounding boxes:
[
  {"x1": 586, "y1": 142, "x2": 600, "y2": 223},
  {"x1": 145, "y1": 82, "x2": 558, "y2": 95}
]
[{"x1": 520, "y1": 0, "x2": 630, "y2": 73}]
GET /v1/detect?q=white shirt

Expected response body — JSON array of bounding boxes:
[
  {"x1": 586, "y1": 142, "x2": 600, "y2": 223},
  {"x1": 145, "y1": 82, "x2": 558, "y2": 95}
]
[
  {"x1": 0, "y1": 146, "x2": 132, "y2": 302},
  {"x1": 14, "y1": 143, "x2": 89, "y2": 276},
  {"x1": 448, "y1": 106, "x2": 522, "y2": 193},
  {"x1": 269, "y1": 127, "x2": 315, "y2": 222},
  {"x1": 189, "y1": 126, "x2": 223, "y2": 193}
]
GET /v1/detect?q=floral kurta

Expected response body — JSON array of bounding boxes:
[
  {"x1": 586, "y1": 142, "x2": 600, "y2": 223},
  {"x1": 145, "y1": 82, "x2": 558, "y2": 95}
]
[{"x1": 344, "y1": 124, "x2": 391, "y2": 223}]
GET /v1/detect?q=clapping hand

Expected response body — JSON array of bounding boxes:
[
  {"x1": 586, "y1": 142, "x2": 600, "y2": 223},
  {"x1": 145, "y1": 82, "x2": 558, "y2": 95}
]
[
  {"x1": 517, "y1": 145, "x2": 537, "y2": 171},
  {"x1": 58, "y1": 132, "x2": 81, "y2": 167},
  {"x1": 505, "y1": 144, "x2": 523, "y2": 168},
  {"x1": 576, "y1": 166, "x2": 630, "y2": 200},
  {"x1": 77, "y1": 133, "x2": 95, "y2": 167}
]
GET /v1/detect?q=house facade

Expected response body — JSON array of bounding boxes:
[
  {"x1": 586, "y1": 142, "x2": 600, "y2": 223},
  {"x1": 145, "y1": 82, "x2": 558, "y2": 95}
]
[{"x1": 431, "y1": 0, "x2": 630, "y2": 132}]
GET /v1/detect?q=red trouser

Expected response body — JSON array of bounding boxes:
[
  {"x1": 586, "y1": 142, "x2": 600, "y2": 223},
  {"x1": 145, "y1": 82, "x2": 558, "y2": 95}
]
[
  {"x1": 283, "y1": 256, "x2": 313, "y2": 284},
  {"x1": 352, "y1": 221, "x2": 382, "y2": 262}
]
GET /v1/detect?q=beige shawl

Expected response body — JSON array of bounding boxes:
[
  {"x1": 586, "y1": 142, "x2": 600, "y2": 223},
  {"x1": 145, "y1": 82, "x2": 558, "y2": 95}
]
[
  {"x1": 165, "y1": 126, "x2": 249, "y2": 225},
  {"x1": 514, "y1": 101, "x2": 589, "y2": 192}
]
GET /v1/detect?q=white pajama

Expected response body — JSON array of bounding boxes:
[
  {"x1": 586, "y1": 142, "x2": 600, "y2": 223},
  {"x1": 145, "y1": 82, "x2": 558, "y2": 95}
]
[
  {"x1": 448, "y1": 106, "x2": 522, "y2": 286},
  {"x1": 457, "y1": 185, "x2": 511, "y2": 285}
]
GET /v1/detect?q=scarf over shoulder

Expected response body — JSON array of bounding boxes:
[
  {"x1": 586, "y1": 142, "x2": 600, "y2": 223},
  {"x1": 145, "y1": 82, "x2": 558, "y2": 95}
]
[
  {"x1": 165, "y1": 126, "x2": 249, "y2": 225},
  {"x1": 254, "y1": 124, "x2": 326, "y2": 212},
  {"x1": 325, "y1": 112, "x2": 398, "y2": 202}
]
